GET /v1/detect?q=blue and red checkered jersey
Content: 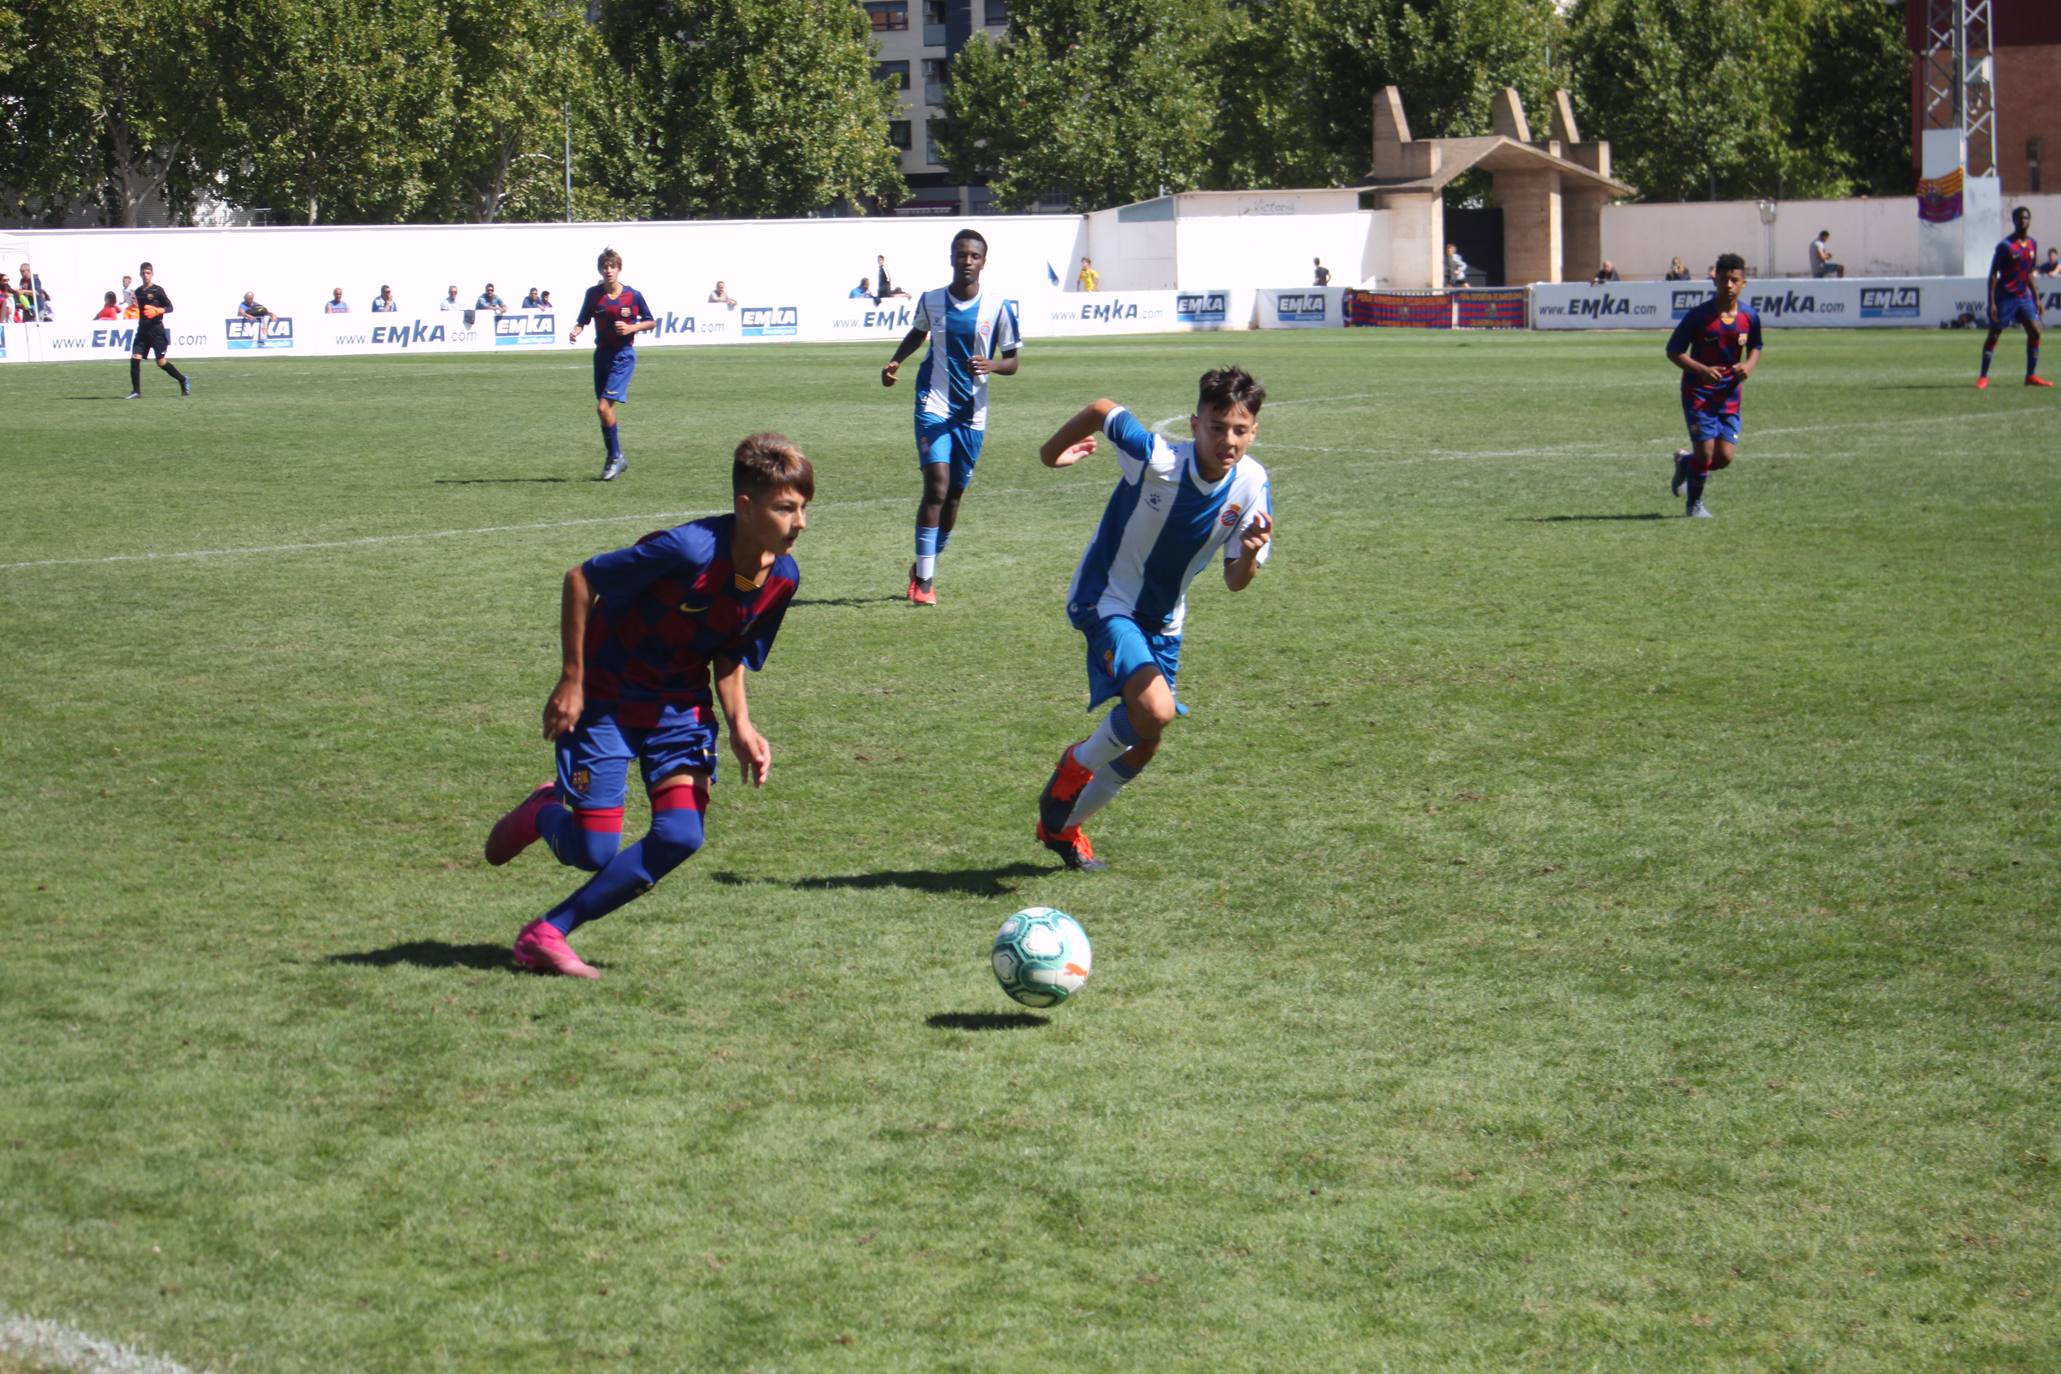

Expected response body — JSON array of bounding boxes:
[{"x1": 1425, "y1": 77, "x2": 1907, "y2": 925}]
[
  {"x1": 577, "y1": 283, "x2": 653, "y2": 351},
  {"x1": 1991, "y1": 236, "x2": 2038, "y2": 302},
  {"x1": 1666, "y1": 300, "x2": 1763, "y2": 415},
  {"x1": 579, "y1": 514, "x2": 799, "y2": 728}
]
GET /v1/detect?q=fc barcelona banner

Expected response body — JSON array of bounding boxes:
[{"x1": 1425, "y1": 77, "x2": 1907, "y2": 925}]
[{"x1": 1917, "y1": 169, "x2": 1964, "y2": 224}]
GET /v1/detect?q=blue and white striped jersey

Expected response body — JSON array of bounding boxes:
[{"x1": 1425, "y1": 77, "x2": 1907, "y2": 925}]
[
  {"x1": 1066, "y1": 405, "x2": 1273, "y2": 637},
  {"x1": 911, "y1": 287, "x2": 1021, "y2": 430}
]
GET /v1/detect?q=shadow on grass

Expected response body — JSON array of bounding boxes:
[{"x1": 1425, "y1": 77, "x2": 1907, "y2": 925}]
[
  {"x1": 1513, "y1": 512, "x2": 1668, "y2": 523},
  {"x1": 789, "y1": 595, "x2": 910, "y2": 609},
  {"x1": 926, "y1": 1011, "x2": 1049, "y2": 1031},
  {"x1": 708, "y1": 861, "x2": 1048, "y2": 896},
  {"x1": 431, "y1": 476, "x2": 572, "y2": 485},
  {"x1": 328, "y1": 940, "x2": 515, "y2": 971}
]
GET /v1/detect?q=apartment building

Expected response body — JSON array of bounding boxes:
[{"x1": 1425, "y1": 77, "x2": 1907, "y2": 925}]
[{"x1": 862, "y1": 0, "x2": 1013, "y2": 214}]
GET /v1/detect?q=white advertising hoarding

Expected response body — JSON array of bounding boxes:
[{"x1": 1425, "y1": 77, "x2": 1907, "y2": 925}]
[{"x1": 1530, "y1": 277, "x2": 2015, "y2": 331}]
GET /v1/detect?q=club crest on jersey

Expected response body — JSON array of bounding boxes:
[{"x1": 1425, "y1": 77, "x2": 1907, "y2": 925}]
[
  {"x1": 1220, "y1": 502, "x2": 1244, "y2": 528},
  {"x1": 571, "y1": 768, "x2": 591, "y2": 791}
]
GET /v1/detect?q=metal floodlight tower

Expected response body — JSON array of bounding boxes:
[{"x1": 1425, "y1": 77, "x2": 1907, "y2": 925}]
[{"x1": 1920, "y1": 0, "x2": 1997, "y2": 176}]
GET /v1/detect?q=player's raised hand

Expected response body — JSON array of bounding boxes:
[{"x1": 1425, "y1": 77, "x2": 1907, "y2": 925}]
[
  {"x1": 542, "y1": 676, "x2": 584, "y2": 740},
  {"x1": 880, "y1": 359, "x2": 901, "y2": 388},
  {"x1": 731, "y1": 723, "x2": 772, "y2": 787},
  {"x1": 1239, "y1": 511, "x2": 1273, "y2": 558},
  {"x1": 1051, "y1": 435, "x2": 1097, "y2": 468}
]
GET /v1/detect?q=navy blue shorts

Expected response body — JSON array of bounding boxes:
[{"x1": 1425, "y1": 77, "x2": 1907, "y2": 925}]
[
  {"x1": 1990, "y1": 293, "x2": 2041, "y2": 331},
  {"x1": 555, "y1": 708, "x2": 718, "y2": 812},
  {"x1": 1683, "y1": 407, "x2": 1742, "y2": 446},
  {"x1": 594, "y1": 347, "x2": 637, "y2": 402}
]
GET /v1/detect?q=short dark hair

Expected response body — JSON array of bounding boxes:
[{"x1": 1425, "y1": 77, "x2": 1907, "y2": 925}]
[
  {"x1": 733, "y1": 432, "x2": 815, "y2": 502},
  {"x1": 1197, "y1": 366, "x2": 1266, "y2": 417},
  {"x1": 1714, "y1": 252, "x2": 1746, "y2": 275},
  {"x1": 951, "y1": 228, "x2": 987, "y2": 254},
  {"x1": 139, "y1": 261, "x2": 153, "y2": 272}
]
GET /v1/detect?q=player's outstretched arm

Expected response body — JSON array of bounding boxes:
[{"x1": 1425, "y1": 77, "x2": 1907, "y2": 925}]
[
  {"x1": 543, "y1": 565, "x2": 595, "y2": 739},
  {"x1": 1225, "y1": 512, "x2": 1272, "y2": 591},
  {"x1": 881, "y1": 327, "x2": 926, "y2": 387},
  {"x1": 1041, "y1": 399, "x2": 1118, "y2": 467},
  {"x1": 713, "y1": 658, "x2": 770, "y2": 786}
]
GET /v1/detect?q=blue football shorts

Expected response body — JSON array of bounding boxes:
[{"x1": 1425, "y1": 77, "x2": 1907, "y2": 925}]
[
  {"x1": 555, "y1": 708, "x2": 719, "y2": 811},
  {"x1": 1683, "y1": 406, "x2": 1742, "y2": 446},
  {"x1": 594, "y1": 347, "x2": 637, "y2": 402},
  {"x1": 916, "y1": 419, "x2": 985, "y2": 490},
  {"x1": 1990, "y1": 293, "x2": 2041, "y2": 331},
  {"x1": 1072, "y1": 611, "x2": 1184, "y2": 712}
]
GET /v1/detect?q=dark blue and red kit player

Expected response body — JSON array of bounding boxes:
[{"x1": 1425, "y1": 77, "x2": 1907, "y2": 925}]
[
  {"x1": 1665, "y1": 252, "x2": 1762, "y2": 519},
  {"x1": 1977, "y1": 205, "x2": 2049, "y2": 390},
  {"x1": 483, "y1": 434, "x2": 814, "y2": 978},
  {"x1": 570, "y1": 246, "x2": 656, "y2": 480}
]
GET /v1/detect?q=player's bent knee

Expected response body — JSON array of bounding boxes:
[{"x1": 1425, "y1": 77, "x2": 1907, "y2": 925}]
[
  {"x1": 642, "y1": 805, "x2": 705, "y2": 875},
  {"x1": 560, "y1": 822, "x2": 622, "y2": 873}
]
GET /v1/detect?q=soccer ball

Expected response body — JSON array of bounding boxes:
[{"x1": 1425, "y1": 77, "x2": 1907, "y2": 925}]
[{"x1": 991, "y1": 907, "x2": 1092, "y2": 1008}]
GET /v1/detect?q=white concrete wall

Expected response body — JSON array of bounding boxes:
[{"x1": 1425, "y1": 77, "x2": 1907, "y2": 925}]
[{"x1": 1600, "y1": 193, "x2": 2061, "y2": 281}]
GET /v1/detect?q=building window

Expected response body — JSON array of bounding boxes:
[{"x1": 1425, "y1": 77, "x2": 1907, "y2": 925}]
[
  {"x1": 985, "y1": 0, "x2": 1009, "y2": 23},
  {"x1": 864, "y1": 2, "x2": 908, "y2": 31},
  {"x1": 923, "y1": 57, "x2": 948, "y2": 107},
  {"x1": 926, "y1": 118, "x2": 948, "y2": 167},
  {"x1": 875, "y1": 60, "x2": 910, "y2": 91},
  {"x1": 888, "y1": 120, "x2": 912, "y2": 151},
  {"x1": 922, "y1": 0, "x2": 947, "y2": 23}
]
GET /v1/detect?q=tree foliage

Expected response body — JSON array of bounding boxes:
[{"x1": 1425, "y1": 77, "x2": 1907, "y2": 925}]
[
  {"x1": 941, "y1": 0, "x2": 1225, "y2": 212},
  {"x1": 596, "y1": 0, "x2": 904, "y2": 219}
]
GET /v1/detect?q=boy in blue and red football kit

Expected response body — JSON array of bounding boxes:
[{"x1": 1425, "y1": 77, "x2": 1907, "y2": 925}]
[
  {"x1": 1977, "y1": 206, "x2": 2049, "y2": 390},
  {"x1": 483, "y1": 435, "x2": 814, "y2": 978},
  {"x1": 1665, "y1": 252, "x2": 1762, "y2": 519},
  {"x1": 571, "y1": 246, "x2": 656, "y2": 480}
]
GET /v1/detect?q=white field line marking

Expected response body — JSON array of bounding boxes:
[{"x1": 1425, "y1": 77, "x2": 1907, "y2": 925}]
[
  {"x1": 0, "y1": 1309, "x2": 213, "y2": 1374},
  {"x1": 2, "y1": 405, "x2": 2033, "y2": 574}
]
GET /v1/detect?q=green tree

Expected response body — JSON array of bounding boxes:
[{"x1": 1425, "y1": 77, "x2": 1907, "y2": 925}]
[
  {"x1": 940, "y1": 0, "x2": 1225, "y2": 211},
  {"x1": 1790, "y1": 0, "x2": 1911, "y2": 197},
  {"x1": 215, "y1": 0, "x2": 459, "y2": 224},
  {"x1": 596, "y1": 0, "x2": 903, "y2": 219},
  {"x1": 1567, "y1": 0, "x2": 1794, "y2": 201},
  {"x1": 0, "y1": 0, "x2": 229, "y2": 226}
]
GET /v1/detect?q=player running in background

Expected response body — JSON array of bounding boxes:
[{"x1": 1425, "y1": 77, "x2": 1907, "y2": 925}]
[
  {"x1": 1665, "y1": 252, "x2": 1761, "y2": 519},
  {"x1": 570, "y1": 247, "x2": 655, "y2": 481},
  {"x1": 125, "y1": 262, "x2": 190, "y2": 399},
  {"x1": 482, "y1": 435, "x2": 813, "y2": 978},
  {"x1": 1977, "y1": 206, "x2": 2049, "y2": 390},
  {"x1": 879, "y1": 229, "x2": 1022, "y2": 605},
  {"x1": 1032, "y1": 367, "x2": 1274, "y2": 872}
]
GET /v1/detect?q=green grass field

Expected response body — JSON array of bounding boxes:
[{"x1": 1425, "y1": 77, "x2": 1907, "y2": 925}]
[{"x1": 2, "y1": 327, "x2": 2057, "y2": 1372}]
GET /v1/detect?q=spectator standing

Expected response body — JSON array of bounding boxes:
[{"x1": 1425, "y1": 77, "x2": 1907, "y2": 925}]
[
  {"x1": 371, "y1": 285, "x2": 398, "y2": 312},
  {"x1": 94, "y1": 291, "x2": 120, "y2": 320},
  {"x1": 120, "y1": 274, "x2": 137, "y2": 313},
  {"x1": 1665, "y1": 257, "x2": 1692, "y2": 281},
  {"x1": 1077, "y1": 257, "x2": 1099, "y2": 292},
  {"x1": 1443, "y1": 243, "x2": 1469, "y2": 288},
  {"x1": 18, "y1": 262, "x2": 51, "y2": 320},
  {"x1": 441, "y1": 285, "x2": 462, "y2": 311},
  {"x1": 1809, "y1": 231, "x2": 1844, "y2": 279},
  {"x1": 477, "y1": 283, "x2": 506, "y2": 312},
  {"x1": 1312, "y1": 257, "x2": 1331, "y2": 287},
  {"x1": 324, "y1": 287, "x2": 350, "y2": 313}
]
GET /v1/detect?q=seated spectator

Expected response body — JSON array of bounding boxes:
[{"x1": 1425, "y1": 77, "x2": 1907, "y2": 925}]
[
  {"x1": 370, "y1": 285, "x2": 398, "y2": 312},
  {"x1": 538, "y1": 290, "x2": 554, "y2": 309},
  {"x1": 94, "y1": 290, "x2": 121, "y2": 320},
  {"x1": 0, "y1": 274, "x2": 14, "y2": 322},
  {"x1": 18, "y1": 262, "x2": 51, "y2": 320},
  {"x1": 440, "y1": 285, "x2": 462, "y2": 311},
  {"x1": 238, "y1": 290, "x2": 277, "y2": 340},
  {"x1": 476, "y1": 282, "x2": 505, "y2": 312},
  {"x1": 1664, "y1": 256, "x2": 1692, "y2": 281},
  {"x1": 1590, "y1": 260, "x2": 1620, "y2": 284},
  {"x1": 709, "y1": 280, "x2": 738, "y2": 309},
  {"x1": 520, "y1": 287, "x2": 543, "y2": 309},
  {"x1": 1809, "y1": 231, "x2": 1844, "y2": 279},
  {"x1": 324, "y1": 287, "x2": 350, "y2": 313},
  {"x1": 1443, "y1": 243, "x2": 1469, "y2": 288},
  {"x1": 850, "y1": 277, "x2": 872, "y2": 299},
  {"x1": 2038, "y1": 248, "x2": 2061, "y2": 278}
]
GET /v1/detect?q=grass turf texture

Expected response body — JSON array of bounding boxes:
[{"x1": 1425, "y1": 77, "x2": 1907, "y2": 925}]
[{"x1": 2, "y1": 329, "x2": 2056, "y2": 1372}]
